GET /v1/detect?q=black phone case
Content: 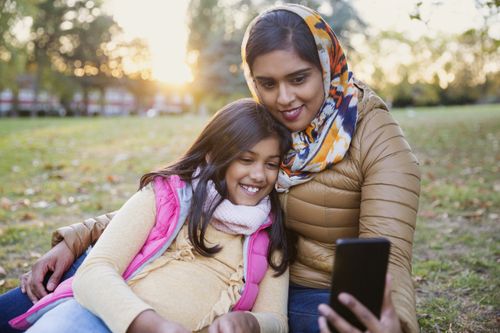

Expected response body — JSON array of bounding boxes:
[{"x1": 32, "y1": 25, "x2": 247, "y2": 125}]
[{"x1": 328, "y1": 238, "x2": 391, "y2": 332}]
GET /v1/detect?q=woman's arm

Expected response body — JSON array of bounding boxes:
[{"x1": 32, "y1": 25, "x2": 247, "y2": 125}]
[
  {"x1": 356, "y1": 108, "x2": 421, "y2": 333},
  {"x1": 52, "y1": 211, "x2": 117, "y2": 257},
  {"x1": 20, "y1": 212, "x2": 116, "y2": 301},
  {"x1": 72, "y1": 184, "x2": 160, "y2": 333}
]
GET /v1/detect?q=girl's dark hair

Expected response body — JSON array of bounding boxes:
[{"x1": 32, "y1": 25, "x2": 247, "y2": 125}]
[
  {"x1": 245, "y1": 10, "x2": 321, "y2": 72},
  {"x1": 139, "y1": 98, "x2": 291, "y2": 275}
]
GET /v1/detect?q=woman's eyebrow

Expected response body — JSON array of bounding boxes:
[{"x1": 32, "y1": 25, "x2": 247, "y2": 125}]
[
  {"x1": 285, "y1": 68, "x2": 312, "y2": 78},
  {"x1": 255, "y1": 68, "x2": 312, "y2": 80}
]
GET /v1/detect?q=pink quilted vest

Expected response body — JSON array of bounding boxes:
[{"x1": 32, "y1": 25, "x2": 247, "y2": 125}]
[{"x1": 10, "y1": 176, "x2": 272, "y2": 330}]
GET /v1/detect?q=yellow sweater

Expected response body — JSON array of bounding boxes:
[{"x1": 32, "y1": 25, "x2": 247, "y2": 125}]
[{"x1": 73, "y1": 185, "x2": 288, "y2": 333}]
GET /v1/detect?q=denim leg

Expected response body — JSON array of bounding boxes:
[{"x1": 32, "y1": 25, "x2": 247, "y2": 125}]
[
  {"x1": 0, "y1": 287, "x2": 33, "y2": 332},
  {"x1": 0, "y1": 251, "x2": 88, "y2": 333},
  {"x1": 288, "y1": 284, "x2": 330, "y2": 333},
  {"x1": 26, "y1": 299, "x2": 111, "y2": 333}
]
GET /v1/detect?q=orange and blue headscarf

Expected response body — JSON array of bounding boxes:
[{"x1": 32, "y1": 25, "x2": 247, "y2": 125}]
[{"x1": 242, "y1": 4, "x2": 358, "y2": 191}]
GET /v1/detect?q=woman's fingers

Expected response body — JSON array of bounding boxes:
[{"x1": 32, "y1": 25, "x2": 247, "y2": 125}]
[
  {"x1": 318, "y1": 303, "x2": 362, "y2": 333},
  {"x1": 318, "y1": 315, "x2": 331, "y2": 333},
  {"x1": 319, "y1": 276, "x2": 402, "y2": 333},
  {"x1": 337, "y1": 293, "x2": 382, "y2": 332}
]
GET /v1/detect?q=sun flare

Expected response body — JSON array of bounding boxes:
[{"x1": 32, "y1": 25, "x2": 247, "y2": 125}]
[{"x1": 104, "y1": 0, "x2": 192, "y2": 85}]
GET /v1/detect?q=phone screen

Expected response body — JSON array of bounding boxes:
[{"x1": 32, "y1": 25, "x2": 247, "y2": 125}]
[{"x1": 329, "y1": 238, "x2": 390, "y2": 332}]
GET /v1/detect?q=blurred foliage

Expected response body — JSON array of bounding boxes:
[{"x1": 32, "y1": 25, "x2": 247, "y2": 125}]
[
  {"x1": 186, "y1": 0, "x2": 500, "y2": 110},
  {"x1": 0, "y1": 0, "x2": 153, "y2": 115},
  {"x1": 1, "y1": 0, "x2": 499, "y2": 114},
  {"x1": 186, "y1": 0, "x2": 364, "y2": 111}
]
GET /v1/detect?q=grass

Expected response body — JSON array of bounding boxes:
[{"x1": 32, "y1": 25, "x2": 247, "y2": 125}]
[
  {"x1": 1, "y1": 104, "x2": 499, "y2": 332},
  {"x1": 393, "y1": 104, "x2": 500, "y2": 332}
]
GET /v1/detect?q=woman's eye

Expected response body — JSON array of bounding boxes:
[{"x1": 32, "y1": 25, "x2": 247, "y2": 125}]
[
  {"x1": 291, "y1": 75, "x2": 306, "y2": 85},
  {"x1": 258, "y1": 81, "x2": 275, "y2": 89},
  {"x1": 239, "y1": 157, "x2": 253, "y2": 164}
]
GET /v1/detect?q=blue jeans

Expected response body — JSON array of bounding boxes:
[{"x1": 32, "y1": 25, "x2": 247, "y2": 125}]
[
  {"x1": 0, "y1": 252, "x2": 88, "y2": 333},
  {"x1": 25, "y1": 299, "x2": 111, "y2": 333},
  {"x1": 288, "y1": 284, "x2": 330, "y2": 333}
]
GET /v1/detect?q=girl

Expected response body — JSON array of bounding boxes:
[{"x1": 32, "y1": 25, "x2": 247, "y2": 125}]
[{"x1": 13, "y1": 98, "x2": 291, "y2": 333}]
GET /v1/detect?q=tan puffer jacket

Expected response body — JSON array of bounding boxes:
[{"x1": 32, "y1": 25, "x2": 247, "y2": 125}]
[
  {"x1": 52, "y1": 80, "x2": 420, "y2": 333},
  {"x1": 281, "y1": 80, "x2": 420, "y2": 332}
]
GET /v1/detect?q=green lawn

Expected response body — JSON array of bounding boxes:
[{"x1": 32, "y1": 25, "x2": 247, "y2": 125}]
[{"x1": 1, "y1": 104, "x2": 499, "y2": 332}]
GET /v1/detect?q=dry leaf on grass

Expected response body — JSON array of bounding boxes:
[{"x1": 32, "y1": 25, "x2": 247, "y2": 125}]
[{"x1": 0, "y1": 265, "x2": 6, "y2": 277}]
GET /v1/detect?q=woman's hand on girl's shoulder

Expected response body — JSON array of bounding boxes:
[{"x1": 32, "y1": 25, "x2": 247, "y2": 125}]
[
  {"x1": 318, "y1": 274, "x2": 402, "y2": 333},
  {"x1": 208, "y1": 312, "x2": 260, "y2": 333},
  {"x1": 21, "y1": 241, "x2": 75, "y2": 303}
]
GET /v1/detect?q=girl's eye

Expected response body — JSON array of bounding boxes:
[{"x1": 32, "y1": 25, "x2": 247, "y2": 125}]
[
  {"x1": 239, "y1": 157, "x2": 253, "y2": 164},
  {"x1": 266, "y1": 162, "x2": 279, "y2": 169}
]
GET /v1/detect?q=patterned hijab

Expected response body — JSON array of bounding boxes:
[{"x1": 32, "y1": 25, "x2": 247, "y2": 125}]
[{"x1": 241, "y1": 4, "x2": 358, "y2": 191}]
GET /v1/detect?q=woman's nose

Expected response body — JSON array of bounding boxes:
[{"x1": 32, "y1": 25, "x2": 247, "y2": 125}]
[{"x1": 277, "y1": 83, "x2": 294, "y2": 106}]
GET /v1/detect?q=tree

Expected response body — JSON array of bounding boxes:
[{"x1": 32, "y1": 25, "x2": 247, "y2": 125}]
[{"x1": 186, "y1": 0, "x2": 366, "y2": 112}]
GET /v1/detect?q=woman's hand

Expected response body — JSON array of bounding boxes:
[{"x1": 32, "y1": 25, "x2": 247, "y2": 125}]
[
  {"x1": 20, "y1": 241, "x2": 75, "y2": 303},
  {"x1": 127, "y1": 310, "x2": 190, "y2": 333},
  {"x1": 318, "y1": 274, "x2": 402, "y2": 333},
  {"x1": 208, "y1": 312, "x2": 260, "y2": 333}
]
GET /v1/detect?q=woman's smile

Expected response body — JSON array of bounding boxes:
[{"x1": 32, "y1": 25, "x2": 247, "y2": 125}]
[{"x1": 279, "y1": 105, "x2": 304, "y2": 121}]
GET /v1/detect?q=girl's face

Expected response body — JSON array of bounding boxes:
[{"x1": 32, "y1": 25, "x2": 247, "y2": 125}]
[
  {"x1": 251, "y1": 49, "x2": 324, "y2": 132},
  {"x1": 225, "y1": 136, "x2": 280, "y2": 206}
]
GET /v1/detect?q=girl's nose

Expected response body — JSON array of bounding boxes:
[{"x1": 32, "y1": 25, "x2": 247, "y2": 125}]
[
  {"x1": 249, "y1": 164, "x2": 265, "y2": 182},
  {"x1": 277, "y1": 83, "x2": 294, "y2": 106}
]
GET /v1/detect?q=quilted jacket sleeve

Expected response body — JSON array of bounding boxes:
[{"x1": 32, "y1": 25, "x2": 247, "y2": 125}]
[
  {"x1": 51, "y1": 211, "x2": 117, "y2": 258},
  {"x1": 357, "y1": 108, "x2": 421, "y2": 333}
]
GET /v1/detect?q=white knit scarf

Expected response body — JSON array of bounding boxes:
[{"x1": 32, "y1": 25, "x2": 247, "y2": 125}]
[{"x1": 191, "y1": 171, "x2": 271, "y2": 235}]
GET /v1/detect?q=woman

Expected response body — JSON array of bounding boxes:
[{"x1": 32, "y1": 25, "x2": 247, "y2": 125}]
[
  {"x1": 2, "y1": 4, "x2": 420, "y2": 333},
  {"x1": 241, "y1": 5, "x2": 419, "y2": 333}
]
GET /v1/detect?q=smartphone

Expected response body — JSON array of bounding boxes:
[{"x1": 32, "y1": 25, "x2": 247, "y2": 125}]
[{"x1": 328, "y1": 237, "x2": 391, "y2": 332}]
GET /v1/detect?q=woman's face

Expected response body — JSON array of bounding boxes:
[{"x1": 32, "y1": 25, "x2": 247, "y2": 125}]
[{"x1": 251, "y1": 49, "x2": 324, "y2": 132}]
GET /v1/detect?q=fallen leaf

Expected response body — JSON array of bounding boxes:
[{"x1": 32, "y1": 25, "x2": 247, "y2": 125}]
[
  {"x1": 24, "y1": 188, "x2": 36, "y2": 196},
  {"x1": 413, "y1": 275, "x2": 425, "y2": 283},
  {"x1": 0, "y1": 265, "x2": 6, "y2": 277},
  {"x1": 419, "y1": 210, "x2": 437, "y2": 218},
  {"x1": 1, "y1": 197, "x2": 12, "y2": 210},
  {"x1": 49, "y1": 173, "x2": 65, "y2": 180},
  {"x1": 18, "y1": 198, "x2": 31, "y2": 207},
  {"x1": 33, "y1": 201, "x2": 50, "y2": 209},
  {"x1": 21, "y1": 212, "x2": 36, "y2": 221},
  {"x1": 426, "y1": 172, "x2": 436, "y2": 181},
  {"x1": 43, "y1": 163, "x2": 65, "y2": 170},
  {"x1": 430, "y1": 200, "x2": 441, "y2": 208},
  {"x1": 107, "y1": 175, "x2": 120, "y2": 183},
  {"x1": 30, "y1": 251, "x2": 41, "y2": 259},
  {"x1": 461, "y1": 209, "x2": 485, "y2": 218}
]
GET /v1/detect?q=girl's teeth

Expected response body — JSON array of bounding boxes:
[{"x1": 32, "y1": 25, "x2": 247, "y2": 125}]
[{"x1": 242, "y1": 185, "x2": 259, "y2": 193}]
